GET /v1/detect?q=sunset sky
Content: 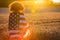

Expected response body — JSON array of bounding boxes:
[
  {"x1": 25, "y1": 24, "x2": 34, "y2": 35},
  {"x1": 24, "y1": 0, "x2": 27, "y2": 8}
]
[
  {"x1": 0, "y1": 0, "x2": 60, "y2": 13},
  {"x1": 0, "y1": 0, "x2": 60, "y2": 7}
]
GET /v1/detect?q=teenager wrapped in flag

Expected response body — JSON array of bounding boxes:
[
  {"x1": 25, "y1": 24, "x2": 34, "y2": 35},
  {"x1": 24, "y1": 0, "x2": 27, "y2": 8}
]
[{"x1": 8, "y1": 1, "x2": 31, "y2": 40}]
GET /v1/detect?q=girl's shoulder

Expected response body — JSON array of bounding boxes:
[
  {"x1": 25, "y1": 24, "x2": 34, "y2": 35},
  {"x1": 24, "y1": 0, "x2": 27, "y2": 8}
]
[{"x1": 10, "y1": 12, "x2": 24, "y2": 15}]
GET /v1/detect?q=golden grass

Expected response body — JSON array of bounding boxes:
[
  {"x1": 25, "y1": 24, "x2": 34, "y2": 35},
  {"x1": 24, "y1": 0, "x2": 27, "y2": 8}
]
[{"x1": 0, "y1": 12, "x2": 60, "y2": 40}]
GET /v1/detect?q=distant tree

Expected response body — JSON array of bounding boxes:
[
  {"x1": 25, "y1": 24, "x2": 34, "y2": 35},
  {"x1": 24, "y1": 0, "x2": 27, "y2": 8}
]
[{"x1": 0, "y1": 0, "x2": 22, "y2": 7}]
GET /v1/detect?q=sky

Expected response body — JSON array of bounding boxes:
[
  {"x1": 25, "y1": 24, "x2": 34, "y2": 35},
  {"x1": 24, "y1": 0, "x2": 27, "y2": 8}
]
[
  {"x1": 0, "y1": 0, "x2": 60, "y2": 7},
  {"x1": 0, "y1": 0, "x2": 60, "y2": 13}
]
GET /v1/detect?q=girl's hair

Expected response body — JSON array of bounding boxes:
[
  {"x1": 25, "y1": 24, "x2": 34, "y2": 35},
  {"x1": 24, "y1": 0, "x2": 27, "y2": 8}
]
[{"x1": 9, "y1": 1, "x2": 24, "y2": 12}]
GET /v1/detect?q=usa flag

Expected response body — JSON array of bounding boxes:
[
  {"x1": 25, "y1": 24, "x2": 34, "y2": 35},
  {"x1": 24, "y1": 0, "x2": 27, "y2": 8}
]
[{"x1": 9, "y1": 12, "x2": 30, "y2": 40}]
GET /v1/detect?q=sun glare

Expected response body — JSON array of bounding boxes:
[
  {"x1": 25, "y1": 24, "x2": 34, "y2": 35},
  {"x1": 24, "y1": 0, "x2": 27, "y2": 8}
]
[
  {"x1": 52, "y1": 0, "x2": 60, "y2": 3},
  {"x1": 34, "y1": 0, "x2": 45, "y2": 4},
  {"x1": 35, "y1": 1, "x2": 38, "y2": 4}
]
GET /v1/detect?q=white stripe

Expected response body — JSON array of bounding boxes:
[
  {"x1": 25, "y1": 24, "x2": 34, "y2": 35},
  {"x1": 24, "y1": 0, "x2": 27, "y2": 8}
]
[
  {"x1": 9, "y1": 30, "x2": 19, "y2": 33},
  {"x1": 20, "y1": 15, "x2": 25, "y2": 18},
  {"x1": 19, "y1": 24, "x2": 29, "y2": 28},
  {"x1": 9, "y1": 30, "x2": 22, "y2": 33},
  {"x1": 19, "y1": 25, "x2": 25, "y2": 28},
  {"x1": 10, "y1": 34, "x2": 21, "y2": 38},
  {"x1": 23, "y1": 29, "x2": 30, "y2": 38},
  {"x1": 20, "y1": 20, "x2": 26, "y2": 23}
]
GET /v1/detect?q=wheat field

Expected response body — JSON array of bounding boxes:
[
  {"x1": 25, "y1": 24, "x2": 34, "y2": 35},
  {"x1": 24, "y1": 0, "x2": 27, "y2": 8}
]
[{"x1": 0, "y1": 12, "x2": 60, "y2": 40}]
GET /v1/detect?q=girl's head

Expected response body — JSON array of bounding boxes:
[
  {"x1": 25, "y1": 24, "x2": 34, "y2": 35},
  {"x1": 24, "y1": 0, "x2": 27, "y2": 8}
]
[{"x1": 9, "y1": 1, "x2": 24, "y2": 12}]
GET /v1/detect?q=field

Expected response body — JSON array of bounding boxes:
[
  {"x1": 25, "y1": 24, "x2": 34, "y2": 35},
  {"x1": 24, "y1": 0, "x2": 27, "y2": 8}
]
[{"x1": 0, "y1": 12, "x2": 60, "y2": 40}]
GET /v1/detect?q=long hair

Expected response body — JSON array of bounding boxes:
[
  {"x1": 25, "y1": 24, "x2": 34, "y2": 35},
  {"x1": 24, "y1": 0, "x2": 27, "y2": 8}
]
[{"x1": 8, "y1": 1, "x2": 24, "y2": 12}]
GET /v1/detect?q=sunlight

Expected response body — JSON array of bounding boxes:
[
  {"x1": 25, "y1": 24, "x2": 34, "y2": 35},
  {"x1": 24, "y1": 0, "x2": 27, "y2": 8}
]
[
  {"x1": 34, "y1": 0, "x2": 45, "y2": 4},
  {"x1": 23, "y1": 29, "x2": 30, "y2": 38},
  {"x1": 31, "y1": 0, "x2": 46, "y2": 13},
  {"x1": 34, "y1": 1, "x2": 38, "y2": 4},
  {"x1": 31, "y1": 9, "x2": 36, "y2": 13},
  {"x1": 52, "y1": 0, "x2": 60, "y2": 3},
  {"x1": 21, "y1": 0, "x2": 50, "y2": 13}
]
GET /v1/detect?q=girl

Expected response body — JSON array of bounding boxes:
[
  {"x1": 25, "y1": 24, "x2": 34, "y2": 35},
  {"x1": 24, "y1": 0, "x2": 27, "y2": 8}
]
[{"x1": 8, "y1": 1, "x2": 31, "y2": 40}]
